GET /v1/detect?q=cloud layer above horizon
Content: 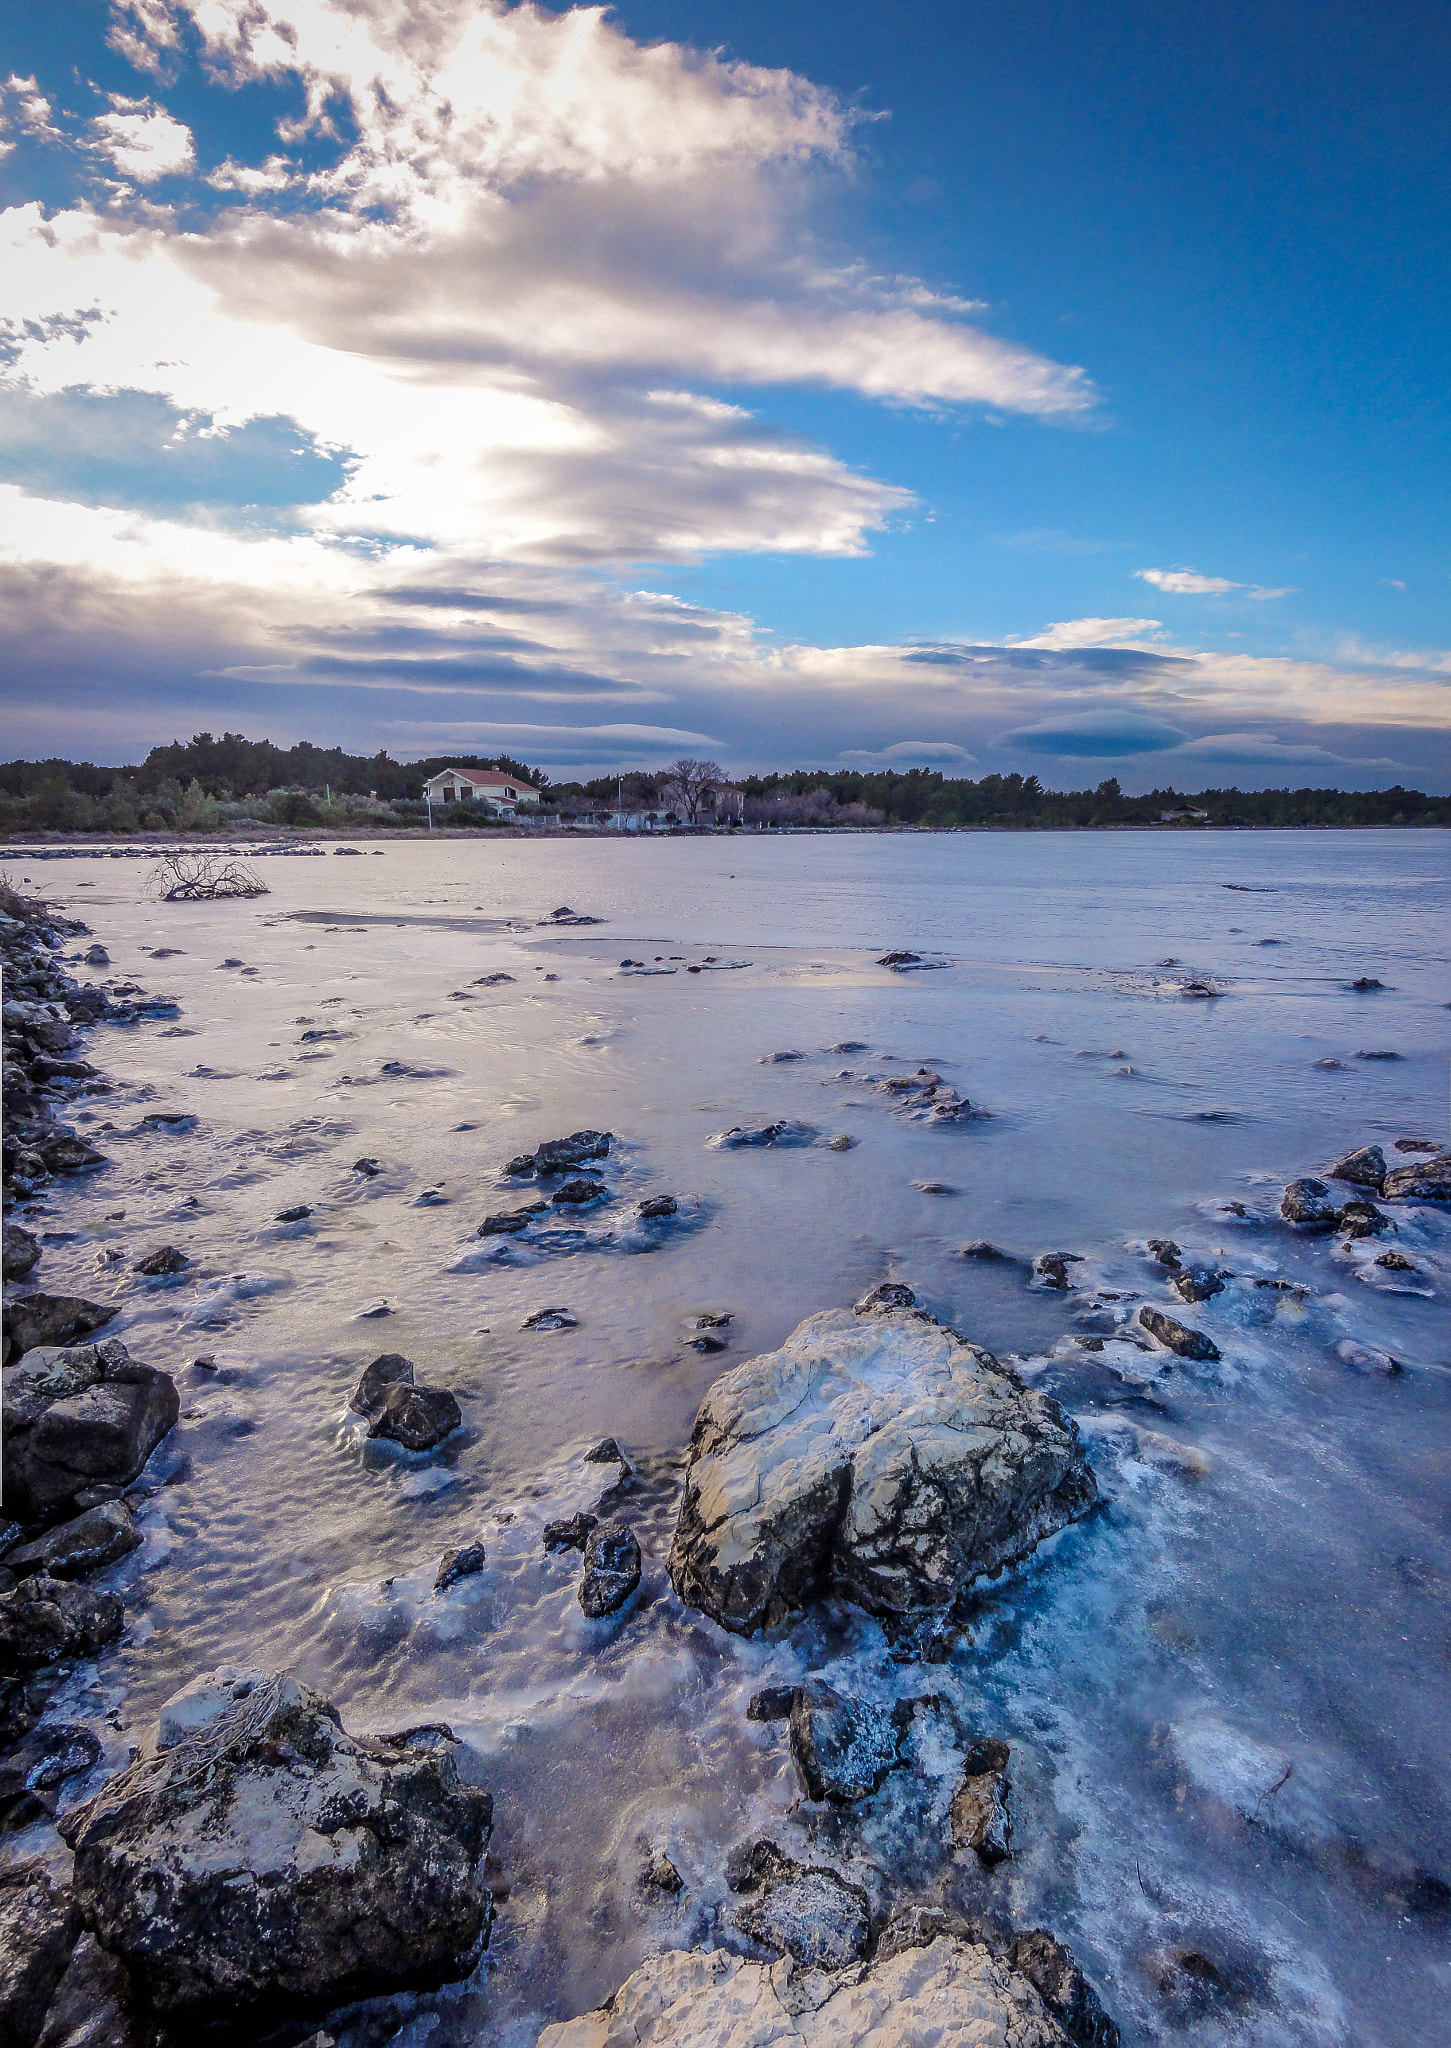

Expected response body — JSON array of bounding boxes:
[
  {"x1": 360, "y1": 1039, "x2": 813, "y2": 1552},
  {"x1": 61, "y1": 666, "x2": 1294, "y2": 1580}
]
[{"x1": 1, "y1": 1, "x2": 1446, "y2": 787}]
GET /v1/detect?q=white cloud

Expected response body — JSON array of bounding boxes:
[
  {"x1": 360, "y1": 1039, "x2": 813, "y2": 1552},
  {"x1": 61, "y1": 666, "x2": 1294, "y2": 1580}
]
[
  {"x1": 1007, "y1": 617, "x2": 1164, "y2": 649},
  {"x1": 1134, "y1": 567, "x2": 1293, "y2": 600},
  {"x1": 90, "y1": 96, "x2": 194, "y2": 181}
]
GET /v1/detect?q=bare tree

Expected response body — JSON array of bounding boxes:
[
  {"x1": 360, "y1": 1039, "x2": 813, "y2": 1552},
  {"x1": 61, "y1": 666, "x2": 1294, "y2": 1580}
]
[
  {"x1": 662, "y1": 758, "x2": 725, "y2": 827},
  {"x1": 148, "y1": 851, "x2": 270, "y2": 901}
]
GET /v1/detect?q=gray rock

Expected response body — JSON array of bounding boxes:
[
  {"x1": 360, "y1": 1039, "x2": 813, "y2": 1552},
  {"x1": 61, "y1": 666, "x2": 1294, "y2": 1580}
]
[
  {"x1": 522, "y1": 1308, "x2": 578, "y2": 1331},
  {"x1": 854, "y1": 1281, "x2": 917, "y2": 1313},
  {"x1": 30, "y1": 1930, "x2": 136, "y2": 2048},
  {"x1": 668, "y1": 1305, "x2": 1098, "y2": 1644},
  {"x1": 1009, "y1": 1930, "x2": 1121, "y2": 2048},
  {"x1": 789, "y1": 1681, "x2": 906, "y2": 1803},
  {"x1": 38, "y1": 1136, "x2": 107, "y2": 1176},
  {"x1": 2, "y1": 1297, "x2": 118, "y2": 1369},
  {"x1": 636, "y1": 1195, "x2": 678, "y2": 1219},
  {"x1": 727, "y1": 1839, "x2": 871, "y2": 1971},
  {"x1": 551, "y1": 1177, "x2": 605, "y2": 1207},
  {"x1": 1280, "y1": 1177, "x2": 1341, "y2": 1228},
  {"x1": 349, "y1": 1353, "x2": 413, "y2": 1418},
  {"x1": 584, "y1": 1438, "x2": 625, "y2": 1463},
  {"x1": 709, "y1": 1119, "x2": 817, "y2": 1148},
  {"x1": 1034, "y1": 1252, "x2": 1085, "y2": 1290},
  {"x1": 4, "y1": 1222, "x2": 40, "y2": 1280},
  {"x1": 1171, "y1": 1267, "x2": 1226, "y2": 1305},
  {"x1": 532, "y1": 1131, "x2": 613, "y2": 1175},
  {"x1": 274, "y1": 1205, "x2": 312, "y2": 1223},
  {"x1": 543, "y1": 1513, "x2": 597, "y2": 1554},
  {"x1": 367, "y1": 1383, "x2": 461, "y2": 1452},
  {"x1": 132, "y1": 1246, "x2": 187, "y2": 1277},
  {"x1": 434, "y1": 1543, "x2": 486, "y2": 1593},
  {"x1": 1330, "y1": 1144, "x2": 1387, "y2": 1190},
  {"x1": 1383, "y1": 1155, "x2": 1451, "y2": 1201},
  {"x1": 533, "y1": 1936, "x2": 1076, "y2": 2047},
  {"x1": 59, "y1": 1673, "x2": 493, "y2": 2023},
  {"x1": 5, "y1": 1502, "x2": 139, "y2": 1582},
  {"x1": 0, "y1": 1575, "x2": 124, "y2": 1675},
  {"x1": 638, "y1": 1849, "x2": 684, "y2": 1897},
  {"x1": 1338, "y1": 1200, "x2": 1391, "y2": 1239},
  {"x1": 477, "y1": 1202, "x2": 548, "y2": 1236},
  {"x1": 1137, "y1": 1306, "x2": 1220, "y2": 1362},
  {"x1": 1, "y1": 1340, "x2": 179, "y2": 1524},
  {"x1": 578, "y1": 1522, "x2": 641, "y2": 1617},
  {"x1": 0, "y1": 1723, "x2": 102, "y2": 1831},
  {"x1": 960, "y1": 1240, "x2": 1013, "y2": 1261},
  {"x1": 0, "y1": 1865, "x2": 82, "y2": 2048},
  {"x1": 950, "y1": 1737, "x2": 1012, "y2": 1864},
  {"x1": 1376, "y1": 1251, "x2": 1415, "y2": 1271},
  {"x1": 1146, "y1": 1238, "x2": 1182, "y2": 1269},
  {"x1": 746, "y1": 1685, "x2": 797, "y2": 1722}
]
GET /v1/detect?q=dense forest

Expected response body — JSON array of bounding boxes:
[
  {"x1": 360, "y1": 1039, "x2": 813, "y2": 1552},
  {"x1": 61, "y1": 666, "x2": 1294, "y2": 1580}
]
[{"x1": 0, "y1": 733, "x2": 1446, "y2": 833}]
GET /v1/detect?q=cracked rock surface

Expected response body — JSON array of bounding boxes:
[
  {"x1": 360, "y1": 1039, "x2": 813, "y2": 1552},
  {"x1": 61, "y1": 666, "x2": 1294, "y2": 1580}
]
[{"x1": 667, "y1": 1303, "x2": 1098, "y2": 1640}]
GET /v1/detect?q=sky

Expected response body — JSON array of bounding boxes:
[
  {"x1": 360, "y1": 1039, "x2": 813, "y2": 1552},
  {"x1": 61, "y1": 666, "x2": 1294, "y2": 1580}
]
[{"x1": 1, "y1": 0, "x2": 1448, "y2": 790}]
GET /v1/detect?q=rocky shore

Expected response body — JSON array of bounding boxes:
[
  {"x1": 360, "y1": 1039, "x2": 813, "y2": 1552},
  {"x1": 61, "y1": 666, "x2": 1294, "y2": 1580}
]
[{"x1": 2, "y1": 879, "x2": 1447, "y2": 2048}]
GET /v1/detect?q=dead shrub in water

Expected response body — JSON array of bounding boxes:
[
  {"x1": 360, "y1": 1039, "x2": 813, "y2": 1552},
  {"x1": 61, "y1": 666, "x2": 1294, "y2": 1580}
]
[{"x1": 148, "y1": 851, "x2": 270, "y2": 901}]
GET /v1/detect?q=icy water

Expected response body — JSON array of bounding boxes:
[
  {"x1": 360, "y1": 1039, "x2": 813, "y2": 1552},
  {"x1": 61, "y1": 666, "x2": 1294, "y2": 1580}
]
[{"x1": 5, "y1": 829, "x2": 1450, "y2": 2046}]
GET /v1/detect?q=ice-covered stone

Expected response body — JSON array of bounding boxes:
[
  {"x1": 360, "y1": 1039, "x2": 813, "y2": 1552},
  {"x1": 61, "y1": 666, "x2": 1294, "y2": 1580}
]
[{"x1": 668, "y1": 1303, "x2": 1098, "y2": 1641}]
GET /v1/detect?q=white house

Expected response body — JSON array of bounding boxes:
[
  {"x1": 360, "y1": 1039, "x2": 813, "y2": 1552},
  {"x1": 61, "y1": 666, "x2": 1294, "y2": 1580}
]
[{"x1": 422, "y1": 767, "x2": 540, "y2": 813}]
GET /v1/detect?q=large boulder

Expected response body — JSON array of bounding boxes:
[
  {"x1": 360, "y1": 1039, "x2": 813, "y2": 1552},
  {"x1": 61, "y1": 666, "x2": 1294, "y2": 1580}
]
[
  {"x1": 1382, "y1": 1154, "x2": 1451, "y2": 1202},
  {"x1": 533, "y1": 1935, "x2": 1075, "y2": 2047},
  {"x1": 59, "y1": 1672, "x2": 493, "y2": 2025},
  {"x1": 667, "y1": 1299, "x2": 1098, "y2": 1644},
  {"x1": 5, "y1": 1501, "x2": 141, "y2": 1581},
  {"x1": 1, "y1": 1340, "x2": 179, "y2": 1525},
  {"x1": 0, "y1": 1865, "x2": 82, "y2": 2048},
  {"x1": 2, "y1": 1296, "x2": 117, "y2": 1369},
  {"x1": 1330, "y1": 1144, "x2": 1386, "y2": 1190},
  {"x1": 0, "y1": 1575, "x2": 124, "y2": 1675}
]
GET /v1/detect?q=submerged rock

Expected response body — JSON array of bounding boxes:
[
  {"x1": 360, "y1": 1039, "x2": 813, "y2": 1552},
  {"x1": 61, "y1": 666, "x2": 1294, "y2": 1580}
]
[
  {"x1": 1171, "y1": 1267, "x2": 1226, "y2": 1305},
  {"x1": 1338, "y1": 1200, "x2": 1391, "y2": 1240},
  {"x1": 543, "y1": 1512, "x2": 598, "y2": 1554},
  {"x1": 2, "y1": 1295, "x2": 118, "y2": 1368},
  {"x1": 1330, "y1": 1144, "x2": 1387, "y2": 1190},
  {"x1": 1009, "y1": 1930, "x2": 1121, "y2": 2048},
  {"x1": 0, "y1": 1864, "x2": 83, "y2": 2048},
  {"x1": 534, "y1": 1933, "x2": 1077, "y2": 2047},
  {"x1": 789, "y1": 1681, "x2": 906, "y2": 1803},
  {"x1": 60, "y1": 1673, "x2": 493, "y2": 2025},
  {"x1": 578, "y1": 1522, "x2": 641, "y2": 1617},
  {"x1": 551, "y1": 1177, "x2": 605, "y2": 1207},
  {"x1": 1280, "y1": 1177, "x2": 1341, "y2": 1228},
  {"x1": 708, "y1": 1119, "x2": 817, "y2": 1149},
  {"x1": 349, "y1": 1353, "x2": 414, "y2": 1418},
  {"x1": 1, "y1": 1339, "x2": 179, "y2": 1523},
  {"x1": 434, "y1": 1543, "x2": 486, "y2": 1593},
  {"x1": 1033, "y1": 1252, "x2": 1085, "y2": 1291},
  {"x1": 477, "y1": 1201, "x2": 549, "y2": 1236},
  {"x1": 5, "y1": 1501, "x2": 139, "y2": 1581},
  {"x1": 507, "y1": 1131, "x2": 614, "y2": 1178},
  {"x1": 1146, "y1": 1238, "x2": 1182, "y2": 1269},
  {"x1": 1137, "y1": 1306, "x2": 1220, "y2": 1362},
  {"x1": 727, "y1": 1839, "x2": 872, "y2": 1971},
  {"x1": 950, "y1": 1737, "x2": 1013, "y2": 1864},
  {"x1": 668, "y1": 1298, "x2": 1098, "y2": 1643}
]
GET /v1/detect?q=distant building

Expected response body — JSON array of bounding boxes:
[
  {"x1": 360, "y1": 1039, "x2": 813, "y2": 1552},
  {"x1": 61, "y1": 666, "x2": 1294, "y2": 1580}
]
[{"x1": 423, "y1": 767, "x2": 540, "y2": 814}]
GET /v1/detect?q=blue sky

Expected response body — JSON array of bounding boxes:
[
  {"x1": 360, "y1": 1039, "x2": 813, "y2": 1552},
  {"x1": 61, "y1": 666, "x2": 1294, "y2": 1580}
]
[{"x1": 1, "y1": 1, "x2": 1447, "y2": 788}]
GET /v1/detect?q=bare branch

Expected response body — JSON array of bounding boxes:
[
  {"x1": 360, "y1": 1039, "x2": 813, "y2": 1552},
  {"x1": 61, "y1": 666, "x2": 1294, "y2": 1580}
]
[{"x1": 148, "y1": 852, "x2": 270, "y2": 901}]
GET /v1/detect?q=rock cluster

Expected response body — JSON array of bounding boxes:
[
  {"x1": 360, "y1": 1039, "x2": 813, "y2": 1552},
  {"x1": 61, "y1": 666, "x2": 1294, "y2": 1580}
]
[
  {"x1": 349, "y1": 1354, "x2": 461, "y2": 1451},
  {"x1": 668, "y1": 1291, "x2": 1098, "y2": 1648}
]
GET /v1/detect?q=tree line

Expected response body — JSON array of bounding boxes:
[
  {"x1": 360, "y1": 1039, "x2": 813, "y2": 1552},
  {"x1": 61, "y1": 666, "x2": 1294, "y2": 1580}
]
[{"x1": 0, "y1": 734, "x2": 1446, "y2": 834}]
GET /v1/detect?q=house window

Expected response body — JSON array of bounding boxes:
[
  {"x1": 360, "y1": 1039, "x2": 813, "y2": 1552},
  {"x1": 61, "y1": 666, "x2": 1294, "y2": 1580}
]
[
  {"x1": 504, "y1": 787, "x2": 515, "y2": 798},
  {"x1": 442, "y1": 786, "x2": 453, "y2": 801}
]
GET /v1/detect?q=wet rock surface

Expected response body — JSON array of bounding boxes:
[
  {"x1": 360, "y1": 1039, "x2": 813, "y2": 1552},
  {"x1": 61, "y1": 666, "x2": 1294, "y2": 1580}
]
[
  {"x1": 1137, "y1": 1305, "x2": 1221, "y2": 1362},
  {"x1": 1330, "y1": 1144, "x2": 1387, "y2": 1189},
  {"x1": 2, "y1": 1296, "x2": 118, "y2": 1368},
  {"x1": 59, "y1": 1673, "x2": 493, "y2": 2026},
  {"x1": 0, "y1": 1575, "x2": 124, "y2": 1675},
  {"x1": 578, "y1": 1521, "x2": 641, "y2": 1617},
  {"x1": 505, "y1": 1131, "x2": 613, "y2": 1177},
  {"x1": 4, "y1": 1502, "x2": 139, "y2": 1582},
  {"x1": 788, "y1": 1681, "x2": 908, "y2": 1803},
  {"x1": 1, "y1": 1340, "x2": 179, "y2": 1524},
  {"x1": 727, "y1": 1837, "x2": 872, "y2": 1970},
  {"x1": 1280, "y1": 1178, "x2": 1342, "y2": 1227},
  {"x1": 668, "y1": 1297, "x2": 1098, "y2": 1643},
  {"x1": 1382, "y1": 1153, "x2": 1451, "y2": 1200},
  {"x1": 950, "y1": 1737, "x2": 1013, "y2": 1864},
  {"x1": 4, "y1": 1221, "x2": 41, "y2": 1279},
  {"x1": 0, "y1": 1863, "x2": 83, "y2": 2048},
  {"x1": 367, "y1": 1381, "x2": 462, "y2": 1451}
]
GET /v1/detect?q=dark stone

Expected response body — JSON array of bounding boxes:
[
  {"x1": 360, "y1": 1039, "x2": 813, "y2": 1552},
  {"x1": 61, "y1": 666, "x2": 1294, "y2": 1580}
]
[
  {"x1": 59, "y1": 1674, "x2": 493, "y2": 2025},
  {"x1": 543, "y1": 1513, "x2": 598, "y2": 1554},
  {"x1": 0, "y1": 1576, "x2": 124, "y2": 1676},
  {"x1": 949, "y1": 1737, "x2": 1012, "y2": 1864},
  {"x1": 351, "y1": 1156, "x2": 382, "y2": 1176},
  {"x1": 275, "y1": 1205, "x2": 311, "y2": 1223},
  {"x1": 0, "y1": 1723, "x2": 102, "y2": 1832},
  {"x1": 578, "y1": 1521, "x2": 641, "y2": 1617},
  {"x1": 1349, "y1": 976, "x2": 1384, "y2": 990},
  {"x1": 522, "y1": 1308, "x2": 578, "y2": 1331},
  {"x1": 689, "y1": 1334, "x2": 727, "y2": 1353},
  {"x1": 434, "y1": 1544, "x2": 486, "y2": 1593},
  {"x1": 1338, "y1": 1201, "x2": 1391, "y2": 1240},
  {"x1": 4, "y1": 1223, "x2": 40, "y2": 1280},
  {"x1": 854, "y1": 1281, "x2": 917, "y2": 1313},
  {"x1": 1376, "y1": 1251, "x2": 1415, "y2": 1271},
  {"x1": 727, "y1": 1839, "x2": 871, "y2": 1971},
  {"x1": 1383, "y1": 1155, "x2": 1451, "y2": 1201},
  {"x1": 139, "y1": 1112, "x2": 193, "y2": 1130},
  {"x1": 1034, "y1": 1252, "x2": 1085, "y2": 1290},
  {"x1": 1146, "y1": 1238, "x2": 1182, "y2": 1269},
  {"x1": 637, "y1": 1850, "x2": 683, "y2": 1897},
  {"x1": 1330, "y1": 1144, "x2": 1387, "y2": 1189},
  {"x1": 2, "y1": 1340, "x2": 179, "y2": 1523},
  {"x1": 959, "y1": 1240, "x2": 1011, "y2": 1260},
  {"x1": 132, "y1": 1247, "x2": 187, "y2": 1277},
  {"x1": 877, "y1": 951, "x2": 921, "y2": 966},
  {"x1": 533, "y1": 1131, "x2": 613, "y2": 1174},
  {"x1": 1171, "y1": 1267, "x2": 1226, "y2": 1304},
  {"x1": 746, "y1": 1686, "x2": 797, "y2": 1723},
  {"x1": 584, "y1": 1438, "x2": 624, "y2": 1464},
  {"x1": 1280, "y1": 1177, "x2": 1341, "y2": 1228},
  {"x1": 502, "y1": 1155, "x2": 536, "y2": 1177},
  {"x1": 551, "y1": 1177, "x2": 605, "y2": 1207},
  {"x1": 636, "y1": 1196, "x2": 677, "y2": 1219},
  {"x1": 1009, "y1": 1929, "x2": 1121, "y2": 2048},
  {"x1": 6, "y1": 1502, "x2": 140, "y2": 1582},
  {"x1": 39, "y1": 1136, "x2": 106, "y2": 1175},
  {"x1": 1138, "y1": 1306, "x2": 1220, "y2": 1362},
  {"x1": 477, "y1": 1202, "x2": 549, "y2": 1236},
  {"x1": 788, "y1": 1681, "x2": 906, "y2": 1803},
  {"x1": 3, "y1": 1296, "x2": 118, "y2": 1368},
  {"x1": 367, "y1": 1384, "x2": 461, "y2": 1452},
  {"x1": 0, "y1": 1864, "x2": 83, "y2": 2048},
  {"x1": 349, "y1": 1354, "x2": 413, "y2": 1418},
  {"x1": 711, "y1": 1120, "x2": 816, "y2": 1148}
]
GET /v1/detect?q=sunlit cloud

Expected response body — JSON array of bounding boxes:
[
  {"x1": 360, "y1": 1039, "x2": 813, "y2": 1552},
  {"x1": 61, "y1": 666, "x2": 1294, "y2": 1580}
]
[{"x1": 1134, "y1": 567, "x2": 1293, "y2": 600}]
